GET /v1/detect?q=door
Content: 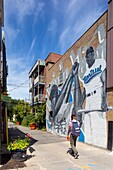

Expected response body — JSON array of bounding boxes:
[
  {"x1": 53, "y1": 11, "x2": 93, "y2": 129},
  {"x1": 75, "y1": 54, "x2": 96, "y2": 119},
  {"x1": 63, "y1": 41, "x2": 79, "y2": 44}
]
[{"x1": 107, "y1": 121, "x2": 113, "y2": 151}]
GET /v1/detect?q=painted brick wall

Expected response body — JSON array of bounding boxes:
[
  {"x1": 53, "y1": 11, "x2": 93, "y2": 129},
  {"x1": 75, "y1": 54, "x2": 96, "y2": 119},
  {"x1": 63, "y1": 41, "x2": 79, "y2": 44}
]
[{"x1": 45, "y1": 12, "x2": 111, "y2": 149}]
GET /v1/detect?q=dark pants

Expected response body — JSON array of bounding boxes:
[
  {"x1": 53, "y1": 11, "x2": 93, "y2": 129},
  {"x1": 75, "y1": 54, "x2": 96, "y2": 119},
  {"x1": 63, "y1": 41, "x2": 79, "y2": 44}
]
[{"x1": 70, "y1": 134, "x2": 78, "y2": 155}]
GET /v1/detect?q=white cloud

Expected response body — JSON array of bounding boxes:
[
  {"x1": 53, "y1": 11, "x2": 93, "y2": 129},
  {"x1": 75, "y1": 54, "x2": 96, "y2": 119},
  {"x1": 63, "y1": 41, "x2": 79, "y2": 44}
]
[
  {"x1": 5, "y1": 0, "x2": 45, "y2": 24},
  {"x1": 59, "y1": 27, "x2": 71, "y2": 53},
  {"x1": 58, "y1": 3, "x2": 107, "y2": 54},
  {"x1": 73, "y1": 6, "x2": 106, "y2": 36},
  {"x1": 33, "y1": 1, "x2": 45, "y2": 25},
  {"x1": 7, "y1": 56, "x2": 30, "y2": 100},
  {"x1": 4, "y1": 25, "x2": 20, "y2": 46},
  {"x1": 27, "y1": 36, "x2": 37, "y2": 57},
  {"x1": 51, "y1": 0, "x2": 59, "y2": 8},
  {"x1": 65, "y1": 0, "x2": 85, "y2": 22},
  {"x1": 48, "y1": 19, "x2": 57, "y2": 32},
  {"x1": 67, "y1": 0, "x2": 79, "y2": 11}
]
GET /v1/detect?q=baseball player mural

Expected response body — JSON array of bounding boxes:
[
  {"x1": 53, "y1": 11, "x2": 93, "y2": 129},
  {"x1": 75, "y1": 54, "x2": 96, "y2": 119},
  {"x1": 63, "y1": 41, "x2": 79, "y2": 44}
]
[
  {"x1": 46, "y1": 22, "x2": 112, "y2": 146},
  {"x1": 78, "y1": 46, "x2": 108, "y2": 113},
  {"x1": 77, "y1": 46, "x2": 108, "y2": 146}
]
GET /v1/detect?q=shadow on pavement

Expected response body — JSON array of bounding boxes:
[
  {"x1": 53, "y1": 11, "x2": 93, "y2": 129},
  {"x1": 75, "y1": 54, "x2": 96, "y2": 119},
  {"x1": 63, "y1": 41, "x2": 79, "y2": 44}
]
[
  {"x1": 67, "y1": 148, "x2": 79, "y2": 159},
  {"x1": 8, "y1": 127, "x2": 38, "y2": 146}
]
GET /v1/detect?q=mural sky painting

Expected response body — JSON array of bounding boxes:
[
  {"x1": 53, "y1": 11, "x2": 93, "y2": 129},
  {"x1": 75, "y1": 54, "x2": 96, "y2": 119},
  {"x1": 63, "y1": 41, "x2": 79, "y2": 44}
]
[{"x1": 4, "y1": 0, "x2": 108, "y2": 100}]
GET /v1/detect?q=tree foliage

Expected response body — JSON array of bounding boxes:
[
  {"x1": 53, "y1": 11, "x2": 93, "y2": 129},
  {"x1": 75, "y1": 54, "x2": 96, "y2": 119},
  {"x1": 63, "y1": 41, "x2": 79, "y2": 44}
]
[
  {"x1": 7, "y1": 98, "x2": 46, "y2": 129},
  {"x1": 35, "y1": 102, "x2": 46, "y2": 128},
  {"x1": 7, "y1": 99, "x2": 30, "y2": 122}
]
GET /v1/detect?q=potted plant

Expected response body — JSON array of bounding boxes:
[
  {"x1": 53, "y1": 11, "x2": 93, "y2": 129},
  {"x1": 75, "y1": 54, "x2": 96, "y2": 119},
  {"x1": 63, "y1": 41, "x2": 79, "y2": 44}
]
[
  {"x1": 29, "y1": 115, "x2": 36, "y2": 130},
  {"x1": 29, "y1": 122, "x2": 36, "y2": 130},
  {"x1": 15, "y1": 115, "x2": 23, "y2": 125},
  {"x1": 7, "y1": 136, "x2": 30, "y2": 161}
]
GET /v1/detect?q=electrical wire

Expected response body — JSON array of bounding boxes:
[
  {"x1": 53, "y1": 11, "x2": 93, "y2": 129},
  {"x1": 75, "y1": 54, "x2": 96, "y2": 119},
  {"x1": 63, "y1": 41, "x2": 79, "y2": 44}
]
[{"x1": 8, "y1": 79, "x2": 29, "y2": 92}]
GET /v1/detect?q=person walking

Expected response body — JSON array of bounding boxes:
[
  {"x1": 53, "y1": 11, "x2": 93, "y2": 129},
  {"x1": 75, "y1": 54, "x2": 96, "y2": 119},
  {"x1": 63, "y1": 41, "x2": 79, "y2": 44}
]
[{"x1": 67, "y1": 114, "x2": 80, "y2": 159}]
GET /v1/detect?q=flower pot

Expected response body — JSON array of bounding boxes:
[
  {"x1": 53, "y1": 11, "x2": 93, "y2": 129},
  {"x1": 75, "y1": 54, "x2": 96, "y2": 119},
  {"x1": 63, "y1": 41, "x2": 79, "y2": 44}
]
[
  {"x1": 11, "y1": 149, "x2": 27, "y2": 162},
  {"x1": 30, "y1": 123, "x2": 36, "y2": 130},
  {"x1": 16, "y1": 122, "x2": 21, "y2": 125}
]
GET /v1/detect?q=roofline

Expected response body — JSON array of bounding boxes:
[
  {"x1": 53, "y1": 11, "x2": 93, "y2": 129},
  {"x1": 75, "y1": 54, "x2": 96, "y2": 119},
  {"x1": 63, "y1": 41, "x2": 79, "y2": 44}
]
[
  {"x1": 29, "y1": 59, "x2": 45, "y2": 76},
  {"x1": 45, "y1": 52, "x2": 62, "y2": 61}
]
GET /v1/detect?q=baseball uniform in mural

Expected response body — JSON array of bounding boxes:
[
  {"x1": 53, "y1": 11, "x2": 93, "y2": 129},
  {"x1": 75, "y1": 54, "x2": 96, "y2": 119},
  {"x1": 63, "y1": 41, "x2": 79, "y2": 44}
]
[
  {"x1": 83, "y1": 58, "x2": 106, "y2": 110},
  {"x1": 76, "y1": 46, "x2": 108, "y2": 112}
]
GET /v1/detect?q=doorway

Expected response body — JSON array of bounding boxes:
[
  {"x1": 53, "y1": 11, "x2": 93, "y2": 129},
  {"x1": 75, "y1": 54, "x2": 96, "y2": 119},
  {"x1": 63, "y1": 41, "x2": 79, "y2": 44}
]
[{"x1": 107, "y1": 121, "x2": 113, "y2": 151}]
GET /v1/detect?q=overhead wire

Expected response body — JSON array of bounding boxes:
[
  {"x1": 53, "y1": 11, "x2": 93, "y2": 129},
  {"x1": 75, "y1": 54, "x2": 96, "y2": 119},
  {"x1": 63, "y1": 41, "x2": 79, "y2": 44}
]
[{"x1": 8, "y1": 79, "x2": 29, "y2": 92}]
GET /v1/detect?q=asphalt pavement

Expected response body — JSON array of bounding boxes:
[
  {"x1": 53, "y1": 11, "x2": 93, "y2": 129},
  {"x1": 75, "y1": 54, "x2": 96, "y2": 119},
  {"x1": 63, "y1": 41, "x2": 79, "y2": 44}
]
[{"x1": 6, "y1": 122, "x2": 113, "y2": 170}]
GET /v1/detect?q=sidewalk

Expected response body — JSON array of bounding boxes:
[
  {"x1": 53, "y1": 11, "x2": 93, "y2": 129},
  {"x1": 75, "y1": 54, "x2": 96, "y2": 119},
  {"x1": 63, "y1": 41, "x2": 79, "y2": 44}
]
[{"x1": 1, "y1": 122, "x2": 113, "y2": 170}]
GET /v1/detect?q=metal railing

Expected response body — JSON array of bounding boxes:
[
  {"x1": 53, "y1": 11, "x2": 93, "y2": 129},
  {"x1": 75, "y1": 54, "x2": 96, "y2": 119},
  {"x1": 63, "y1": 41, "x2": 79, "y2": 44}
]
[
  {"x1": 34, "y1": 94, "x2": 45, "y2": 102},
  {"x1": 34, "y1": 75, "x2": 45, "y2": 85}
]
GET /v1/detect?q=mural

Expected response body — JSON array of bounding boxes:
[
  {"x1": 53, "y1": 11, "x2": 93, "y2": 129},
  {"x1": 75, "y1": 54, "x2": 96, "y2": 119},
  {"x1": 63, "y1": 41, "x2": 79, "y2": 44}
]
[{"x1": 46, "y1": 23, "x2": 111, "y2": 146}]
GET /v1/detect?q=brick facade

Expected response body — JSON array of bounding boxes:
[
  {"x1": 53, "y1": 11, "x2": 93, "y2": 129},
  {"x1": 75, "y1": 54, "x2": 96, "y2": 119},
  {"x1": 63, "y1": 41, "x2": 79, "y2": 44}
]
[{"x1": 45, "y1": 10, "x2": 113, "y2": 150}]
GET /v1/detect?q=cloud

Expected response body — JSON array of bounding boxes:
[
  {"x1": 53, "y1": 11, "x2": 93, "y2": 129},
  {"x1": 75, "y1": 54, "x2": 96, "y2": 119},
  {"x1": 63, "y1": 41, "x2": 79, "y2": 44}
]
[
  {"x1": 5, "y1": 0, "x2": 45, "y2": 24},
  {"x1": 65, "y1": 0, "x2": 85, "y2": 22},
  {"x1": 67, "y1": 0, "x2": 79, "y2": 11},
  {"x1": 48, "y1": 19, "x2": 57, "y2": 32},
  {"x1": 7, "y1": 56, "x2": 30, "y2": 100},
  {"x1": 27, "y1": 36, "x2": 37, "y2": 57},
  {"x1": 33, "y1": 1, "x2": 45, "y2": 25},
  {"x1": 59, "y1": 27, "x2": 70, "y2": 53},
  {"x1": 51, "y1": 0, "x2": 59, "y2": 8},
  {"x1": 58, "y1": 2, "x2": 107, "y2": 54},
  {"x1": 73, "y1": 6, "x2": 106, "y2": 37},
  {"x1": 4, "y1": 25, "x2": 20, "y2": 46}
]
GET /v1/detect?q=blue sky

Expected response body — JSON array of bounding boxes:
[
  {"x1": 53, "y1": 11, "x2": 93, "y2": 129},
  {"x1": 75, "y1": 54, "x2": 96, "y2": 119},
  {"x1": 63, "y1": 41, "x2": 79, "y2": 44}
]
[{"x1": 4, "y1": 0, "x2": 108, "y2": 100}]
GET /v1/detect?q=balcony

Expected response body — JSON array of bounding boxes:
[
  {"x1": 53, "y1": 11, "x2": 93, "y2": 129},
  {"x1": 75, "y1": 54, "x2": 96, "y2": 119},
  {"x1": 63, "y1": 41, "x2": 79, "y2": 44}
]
[
  {"x1": 34, "y1": 94, "x2": 45, "y2": 103},
  {"x1": 29, "y1": 98, "x2": 32, "y2": 105},
  {"x1": 29, "y1": 83, "x2": 32, "y2": 89},
  {"x1": 34, "y1": 75, "x2": 45, "y2": 85}
]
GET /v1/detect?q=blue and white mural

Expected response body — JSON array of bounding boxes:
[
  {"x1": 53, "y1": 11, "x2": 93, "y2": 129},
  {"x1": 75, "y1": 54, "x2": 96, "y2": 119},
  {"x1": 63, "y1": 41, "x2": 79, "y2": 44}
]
[{"x1": 46, "y1": 23, "x2": 110, "y2": 147}]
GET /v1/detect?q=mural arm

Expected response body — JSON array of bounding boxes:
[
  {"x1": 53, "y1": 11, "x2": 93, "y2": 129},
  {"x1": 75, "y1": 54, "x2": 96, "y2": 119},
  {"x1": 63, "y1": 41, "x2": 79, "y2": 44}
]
[
  {"x1": 100, "y1": 68, "x2": 108, "y2": 111},
  {"x1": 77, "y1": 87, "x2": 86, "y2": 109},
  {"x1": 53, "y1": 62, "x2": 79, "y2": 117}
]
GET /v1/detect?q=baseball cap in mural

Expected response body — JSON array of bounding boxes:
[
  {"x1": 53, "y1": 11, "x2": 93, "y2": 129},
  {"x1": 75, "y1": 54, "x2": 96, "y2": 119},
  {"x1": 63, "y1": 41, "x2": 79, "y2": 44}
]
[{"x1": 86, "y1": 46, "x2": 94, "y2": 56}]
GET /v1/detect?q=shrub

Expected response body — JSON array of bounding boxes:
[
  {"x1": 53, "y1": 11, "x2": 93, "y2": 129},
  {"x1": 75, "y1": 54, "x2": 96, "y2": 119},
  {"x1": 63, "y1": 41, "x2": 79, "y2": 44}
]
[
  {"x1": 21, "y1": 117, "x2": 28, "y2": 127},
  {"x1": 7, "y1": 137, "x2": 30, "y2": 151}
]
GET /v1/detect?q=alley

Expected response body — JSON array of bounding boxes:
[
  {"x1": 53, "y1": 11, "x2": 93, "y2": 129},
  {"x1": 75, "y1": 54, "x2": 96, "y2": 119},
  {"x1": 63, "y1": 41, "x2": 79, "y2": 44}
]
[{"x1": 7, "y1": 122, "x2": 113, "y2": 170}]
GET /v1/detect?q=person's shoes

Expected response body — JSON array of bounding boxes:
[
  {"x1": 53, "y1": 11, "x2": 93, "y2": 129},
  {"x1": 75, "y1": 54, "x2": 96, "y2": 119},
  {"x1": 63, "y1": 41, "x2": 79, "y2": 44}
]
[
  {"x1": 74, "y1": 152, "x2": 79, "y2": 159},
  {"x1": 67, "y1": 150, "x2": 69, "y2": 154},
  {"x1": 71, "y1": 152, "x2": 75, "y2": 156},
  {"x1": 70, "y1": 149, "x2": 74, "y2": 155}
]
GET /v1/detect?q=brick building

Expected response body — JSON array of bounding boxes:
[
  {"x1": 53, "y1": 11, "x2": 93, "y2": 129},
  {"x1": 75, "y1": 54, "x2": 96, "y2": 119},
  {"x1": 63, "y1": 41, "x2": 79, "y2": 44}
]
[{"x1": 45, "y1": 0, "x2": 113, "y2": 151}]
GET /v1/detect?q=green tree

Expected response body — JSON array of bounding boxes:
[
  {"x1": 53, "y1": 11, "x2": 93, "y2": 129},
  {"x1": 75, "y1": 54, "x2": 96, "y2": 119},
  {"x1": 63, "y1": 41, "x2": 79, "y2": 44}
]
[
  {"x1": 7, "y1": 99, "x2": 30, "y2": 122},
  {"x1": 35, "y1": 102, "x2": 46, "y2": 129},
  {"x1": 7, "y1": 99, "x2": 18, "y2": 121}
]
